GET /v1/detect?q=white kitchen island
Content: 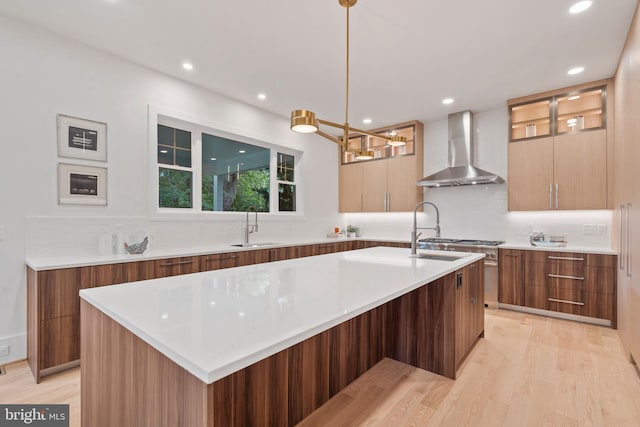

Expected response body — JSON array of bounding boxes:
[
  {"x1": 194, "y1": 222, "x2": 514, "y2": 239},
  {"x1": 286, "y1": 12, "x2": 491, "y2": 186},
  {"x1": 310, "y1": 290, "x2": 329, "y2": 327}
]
[{"x1": 80, "y1": 247, "x2": 485, "y2": 427}]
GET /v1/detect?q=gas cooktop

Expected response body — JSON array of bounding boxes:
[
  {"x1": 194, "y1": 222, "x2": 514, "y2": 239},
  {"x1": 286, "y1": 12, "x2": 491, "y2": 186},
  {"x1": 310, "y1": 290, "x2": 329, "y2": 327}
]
[{"x1": 418, "y1": 238, "x2": 504, "y2": 246}]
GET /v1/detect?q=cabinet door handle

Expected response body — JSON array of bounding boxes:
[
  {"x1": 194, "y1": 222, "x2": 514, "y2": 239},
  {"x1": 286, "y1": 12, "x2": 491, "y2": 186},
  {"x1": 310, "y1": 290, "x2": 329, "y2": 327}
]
[
  {"x1": 548, "y1": 298, "x2": 585, "y2": 306},
  {"x1": 549, "y1": 184, "x2": 553, "y2": 209},
  {"x1": 383, "y1": 192, "x2": 387, "y2": 211},
  {"x1": 620, "y1": 204, "x2": 626, "y2": 271},
  {"x1": 548, "y1": 273, "x2": 584, "y2": 281},
  {"x1": 627, "y1": 202, "x2": 632, "y2": 278},
  {"x1": 555, "y1": 183, "x2": 559, "y2": 209},
  {"x1": 387, "y1": 193, "x2": 391, "y2": 211},
  {"x1": 547, "y1": 256, "x2": 584, "y2": 261},
  {"x1": 456, "y1": 271, "x2": 463, "y2": 289}
]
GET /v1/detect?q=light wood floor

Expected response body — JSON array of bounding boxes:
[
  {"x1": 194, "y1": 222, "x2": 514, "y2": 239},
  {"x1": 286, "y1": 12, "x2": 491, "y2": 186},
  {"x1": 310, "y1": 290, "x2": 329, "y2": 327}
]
[{"x1": 2, "y1": 309, "x2": 640, "y2": 427}]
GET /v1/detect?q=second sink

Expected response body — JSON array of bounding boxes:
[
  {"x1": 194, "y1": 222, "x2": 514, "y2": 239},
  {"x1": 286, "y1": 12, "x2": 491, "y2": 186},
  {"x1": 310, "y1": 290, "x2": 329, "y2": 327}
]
[{"x1": 230, "y1": 242, "x2": 281, "y2": 248}]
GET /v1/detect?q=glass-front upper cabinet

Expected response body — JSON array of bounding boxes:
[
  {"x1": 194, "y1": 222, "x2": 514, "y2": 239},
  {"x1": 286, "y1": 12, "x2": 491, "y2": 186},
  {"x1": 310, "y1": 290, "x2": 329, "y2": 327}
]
[
  {"x1": 510, "y1": 99, "x2": 551, "y2": 141},
  {"x1": 556, "y1": 87, "x2": 605, "y2": 134},
  {"x1": 508, "y1": 84, "x2": 606, "y2": 142},
  {"x1": 341, "y1": 123, "x2": 416, "y2": 164}
]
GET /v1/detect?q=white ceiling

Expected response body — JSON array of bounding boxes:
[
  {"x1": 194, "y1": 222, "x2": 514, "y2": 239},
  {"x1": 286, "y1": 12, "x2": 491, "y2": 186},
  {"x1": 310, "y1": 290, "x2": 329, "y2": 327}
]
[{"x1": 1, "y1": 0, "x2": 637, "y2": 126}]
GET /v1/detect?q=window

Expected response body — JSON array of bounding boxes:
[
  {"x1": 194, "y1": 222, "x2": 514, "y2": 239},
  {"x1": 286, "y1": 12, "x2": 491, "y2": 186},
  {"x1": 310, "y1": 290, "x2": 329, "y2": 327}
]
[
  {"x1": 157, "y1": 124, "x2": 193, "y2": 208},
  {"x1": 277, "y1": 153, "x2": 296, "y2": 211},
  {"x1": 154, "y1": 114, "x2": 300, "y2": 215}
]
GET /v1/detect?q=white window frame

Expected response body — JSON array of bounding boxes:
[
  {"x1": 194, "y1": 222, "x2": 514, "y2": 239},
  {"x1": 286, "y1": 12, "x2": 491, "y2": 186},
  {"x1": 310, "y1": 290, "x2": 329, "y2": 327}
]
[{"x1": 148, "y1": 104, "x2": 303, "y2": 220}]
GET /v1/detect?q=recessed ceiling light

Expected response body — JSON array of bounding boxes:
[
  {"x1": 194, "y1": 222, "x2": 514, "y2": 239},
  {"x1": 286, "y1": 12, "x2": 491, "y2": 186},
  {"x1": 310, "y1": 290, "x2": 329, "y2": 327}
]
[
  {"x1": 210, "y1": 157, "x2": 216, "y2": 161},
  {"x1": 362, "y1": 118, "x2": 372, "y2": 124},
  {"x1": 569, "y1": 1, "x2": 592, "y2": 14},
  {"x1": 182, "y1": 62, "x2": 194, "y2": 71},
  {"x1": 257, "y1": 93, "x2": 267, "y2": 100},
  {"x1": 442, "y1": 98, "x2": 454, "y2": 105},
  {"x1": 568, "y1": 95, "x2": 581, "y2": 101},
  {"x1": 239, "y1": 150, "x2": 246, "y2": 154},
  {"x1": 161, "y1": 313, "x2": 169, "y2": 320},
  {"x1": 568, "y1": 66, "x2": 584, "y2": 75}
]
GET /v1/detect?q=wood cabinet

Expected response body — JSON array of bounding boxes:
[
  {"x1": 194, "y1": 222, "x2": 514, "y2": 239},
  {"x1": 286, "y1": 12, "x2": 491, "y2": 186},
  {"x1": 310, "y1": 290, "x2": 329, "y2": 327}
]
[
  {"x1": 507, "y1": 80, "x2": 612, "y2": 211},
  {"x1": 455, "y1": 262, "x2": 484, "y2": 369},
  {"x1": 200, "y1": 252, "x2": 243, "y2": 271},
  {"x1": 498, "y1": 249, "x2": 524, "y2": 305},
  {"x1": 339, "y1": 120, "x2": 424, "y2": 213},
  {"x1": 26, "y1": 240, "x2": 388, "y2": 382},
  {"x1": 154, "y1": 256, "x2": 199, "y2": 278},
  {"x1": 497, "y1": 248, "x2": 616, "y2": 326},
  {"x1": 524, "y1": 251, "x2": 547, "y2": 309}
]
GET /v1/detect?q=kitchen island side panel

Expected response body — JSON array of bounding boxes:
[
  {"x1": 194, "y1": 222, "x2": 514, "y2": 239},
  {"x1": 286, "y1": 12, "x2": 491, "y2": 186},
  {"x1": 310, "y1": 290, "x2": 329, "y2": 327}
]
[{"x1": 80, "y1": 300, "x2": 210, "y2": 427}]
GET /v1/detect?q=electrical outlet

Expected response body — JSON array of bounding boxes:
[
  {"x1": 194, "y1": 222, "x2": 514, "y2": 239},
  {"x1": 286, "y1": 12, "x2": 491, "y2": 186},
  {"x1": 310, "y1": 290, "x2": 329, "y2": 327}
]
[
  {"x1": 0, "y1": 345, "x2": 9, "y2": 357},
  {"x1": 597, "y1": 224, "x2": 607, "y2": 235},
  {"x1": 583, "y1": 224, "x2": 597, "y2": 235}
]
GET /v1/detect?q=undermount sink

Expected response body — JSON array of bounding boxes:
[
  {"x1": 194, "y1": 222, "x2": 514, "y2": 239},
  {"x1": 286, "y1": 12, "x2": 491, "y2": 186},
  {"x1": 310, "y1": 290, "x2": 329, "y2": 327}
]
[
  {"x1": 410, "y1": 253, "x2": 468, "y2": 262},
  {"x1": 230, "y1": 242, "x2": 281, "y2": 248}
]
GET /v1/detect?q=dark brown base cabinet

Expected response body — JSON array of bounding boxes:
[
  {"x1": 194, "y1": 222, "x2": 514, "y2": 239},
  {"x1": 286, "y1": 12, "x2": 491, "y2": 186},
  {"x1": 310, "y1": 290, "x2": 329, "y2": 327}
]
[
  {"x1": 498, "y1": 248, "x2": 616, "y2": 327},
  {"x1": 27, "y1": 240, "x2": 412, "y2": 382}
]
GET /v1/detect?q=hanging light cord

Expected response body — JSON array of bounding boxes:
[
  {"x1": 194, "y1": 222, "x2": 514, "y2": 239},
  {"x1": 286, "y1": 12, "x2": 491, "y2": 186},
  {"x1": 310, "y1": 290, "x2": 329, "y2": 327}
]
[{"x1": 344, "y1": 4, "x2": 350, "y2": 147}]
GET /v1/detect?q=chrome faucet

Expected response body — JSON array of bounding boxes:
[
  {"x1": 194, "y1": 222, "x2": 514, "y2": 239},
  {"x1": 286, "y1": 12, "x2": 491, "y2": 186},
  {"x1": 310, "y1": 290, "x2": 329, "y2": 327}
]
[
  {"x1": 244, "y1": 206, "x2": 258, "y2": 244},
  {"x1": 411, "y1": 201, "x2": 441, "y2": 255}
]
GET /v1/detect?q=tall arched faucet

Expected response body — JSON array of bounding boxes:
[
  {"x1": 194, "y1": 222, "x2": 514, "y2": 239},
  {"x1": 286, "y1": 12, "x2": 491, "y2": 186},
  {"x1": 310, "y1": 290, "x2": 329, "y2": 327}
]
[
  {"x1": 411, "y1": 201, "x2": 441, "y2": 255},
  {"x1": 244, "y1": 206, "x2": 258, "y2": 244}
]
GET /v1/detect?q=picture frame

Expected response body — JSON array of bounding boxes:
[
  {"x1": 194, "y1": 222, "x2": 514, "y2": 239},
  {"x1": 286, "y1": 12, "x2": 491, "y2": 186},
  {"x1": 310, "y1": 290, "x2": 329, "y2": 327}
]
[
  {"x1": 57, "y1": 114, "x2": 107, "y2": 161},
  {"x1": 58, "y1": 163, "x2": 108, "y2": 205}
]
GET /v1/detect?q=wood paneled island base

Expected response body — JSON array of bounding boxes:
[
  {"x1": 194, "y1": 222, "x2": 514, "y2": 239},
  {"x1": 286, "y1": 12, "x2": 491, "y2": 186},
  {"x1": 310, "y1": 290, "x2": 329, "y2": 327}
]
[{"x1": 81, "y1": 263, "x2": 483, "y2": 427}]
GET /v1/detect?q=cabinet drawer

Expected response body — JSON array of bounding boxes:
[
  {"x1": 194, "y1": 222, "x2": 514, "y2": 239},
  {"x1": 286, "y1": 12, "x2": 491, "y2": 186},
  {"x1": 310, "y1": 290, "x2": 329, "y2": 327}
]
[
  {"x1": 40, "y1": 315, "x2": 80, "y2": 369},
  {"x1": 550, "y1": 291, "x2": 612, "y2": 320},
  {"x1": 548, "y1": 286, "x2": 584, "y2": 305},
  {"x1": 154, "y1": 257, "x2": 198, "y2": 278},
  {"x1": 39, "y1": 268, "x2": 80, "y2": 320},
  {"x1": 548, "y1": 256, "x2": 584, "y2": 278},
  {"x1": 200, "y1": 253, "x2": 242, "y2": 271},
  {"x1": 79, "y1": 263, "x2": 127, "y2": 289}
]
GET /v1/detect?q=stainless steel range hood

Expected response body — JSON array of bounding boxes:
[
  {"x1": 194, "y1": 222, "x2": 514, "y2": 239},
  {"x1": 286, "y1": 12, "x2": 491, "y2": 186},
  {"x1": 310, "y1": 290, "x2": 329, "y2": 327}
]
[{"x1": 417, "y1": 110, "x2": 504, "y2": 187}]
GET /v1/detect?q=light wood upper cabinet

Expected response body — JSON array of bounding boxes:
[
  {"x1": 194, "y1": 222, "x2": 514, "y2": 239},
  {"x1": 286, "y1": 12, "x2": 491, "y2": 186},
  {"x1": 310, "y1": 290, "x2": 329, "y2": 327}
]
[
  {"x1": 508, "y1": 137, "x2": 554, "y2": 211},
  {"x1": 339, "y1": 120, "x2": 424, "y2": 213},
  {"x1": 507, "y1": 80, "x2": 612, "y2": 211},
  {"x1": 553, "y1": 130, "x2": 607, "y2": 209}
]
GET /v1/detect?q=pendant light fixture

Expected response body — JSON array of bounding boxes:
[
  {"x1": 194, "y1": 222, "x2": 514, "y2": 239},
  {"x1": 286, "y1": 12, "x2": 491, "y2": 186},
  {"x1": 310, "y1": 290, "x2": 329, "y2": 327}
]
[{"x1": 290, "y1": 0, "x2": 406, "y2": 152}]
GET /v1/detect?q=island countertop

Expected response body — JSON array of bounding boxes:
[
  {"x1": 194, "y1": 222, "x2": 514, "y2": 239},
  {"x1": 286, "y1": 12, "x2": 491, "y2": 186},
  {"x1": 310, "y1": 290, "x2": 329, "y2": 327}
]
[{"x1": 79, "y1": 246, "x2": 484, "y2": 384}]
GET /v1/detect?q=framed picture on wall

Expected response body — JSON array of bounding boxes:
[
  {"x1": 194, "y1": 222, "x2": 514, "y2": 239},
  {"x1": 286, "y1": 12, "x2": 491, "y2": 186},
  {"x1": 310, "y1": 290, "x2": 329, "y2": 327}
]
[
  {"x1": 58, "y1": 163, "x2": 108, "y2": 205},
  {"x1": 57, "y1": 114, "x2": 107, "y2": 161}
]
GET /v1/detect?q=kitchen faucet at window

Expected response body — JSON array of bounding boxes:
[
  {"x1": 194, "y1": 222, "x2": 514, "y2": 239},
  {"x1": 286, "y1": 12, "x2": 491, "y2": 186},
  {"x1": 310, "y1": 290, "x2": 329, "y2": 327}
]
[{"x1": 244, "y1": 206, "x2": 258, "y2": 244}]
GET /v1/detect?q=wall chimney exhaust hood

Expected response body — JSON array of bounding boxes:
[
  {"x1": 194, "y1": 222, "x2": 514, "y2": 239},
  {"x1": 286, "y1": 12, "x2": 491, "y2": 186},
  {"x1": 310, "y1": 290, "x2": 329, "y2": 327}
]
[{"x1": 417, "y1": 111, "x2": 504, "y2": 187}]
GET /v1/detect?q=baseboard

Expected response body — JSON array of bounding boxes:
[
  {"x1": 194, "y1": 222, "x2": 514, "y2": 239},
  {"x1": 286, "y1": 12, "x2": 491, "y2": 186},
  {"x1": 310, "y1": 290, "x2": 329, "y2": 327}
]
[
  {"x1": 498, "y1": 304, "x2": 612, "y2": 327},
  {"x1": 0, "y1": 333, "x2": 27, "y2": 365}
]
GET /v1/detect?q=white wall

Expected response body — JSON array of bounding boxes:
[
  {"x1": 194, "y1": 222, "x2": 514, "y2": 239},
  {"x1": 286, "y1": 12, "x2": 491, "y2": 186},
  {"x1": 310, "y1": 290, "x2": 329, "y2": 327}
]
[
  {"x1": 0, "y1": 15, "x2": 340, "y2": 364},
  {"x1": 346, "y1": 108, "x2": 613, "y2": 246}
]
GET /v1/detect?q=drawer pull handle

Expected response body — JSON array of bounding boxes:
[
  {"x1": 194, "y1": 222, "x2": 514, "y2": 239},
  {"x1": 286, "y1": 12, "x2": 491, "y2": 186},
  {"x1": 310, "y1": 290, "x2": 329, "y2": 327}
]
[
  {"x1": 548, "y1": 273, "x2": 584, "y2": 281},
  {"x1": 548, "y1": 298, "x2": 585, "y2": 306},
  {"x1": 206, "y1": 255, "x2": 238, "y2": 261},
  {"x1": 159, "y1": 260, "x2": 194, "y2": 267},
  {"x1": 547, "y1": 256, "x2": 584, "y2": 261}
]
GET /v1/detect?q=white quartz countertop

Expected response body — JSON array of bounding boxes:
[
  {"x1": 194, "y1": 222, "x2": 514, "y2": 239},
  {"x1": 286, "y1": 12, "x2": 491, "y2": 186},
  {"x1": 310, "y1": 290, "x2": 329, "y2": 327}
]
[
  {"x1": 25, "y1": 237, "x2": 404, "y2": 271},
  {"x1": 499, "y1": 242, "x2": 616, "y2": 255},
  {"x1": 80, "y1": 247, "x2": 484, "y2": 384}
]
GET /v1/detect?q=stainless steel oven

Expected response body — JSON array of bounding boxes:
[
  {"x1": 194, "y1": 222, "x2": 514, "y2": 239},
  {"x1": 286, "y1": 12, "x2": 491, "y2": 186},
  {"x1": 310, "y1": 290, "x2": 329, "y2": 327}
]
[{"x1": 418, "y1": 238, "x2": 503, "y2": 308}]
